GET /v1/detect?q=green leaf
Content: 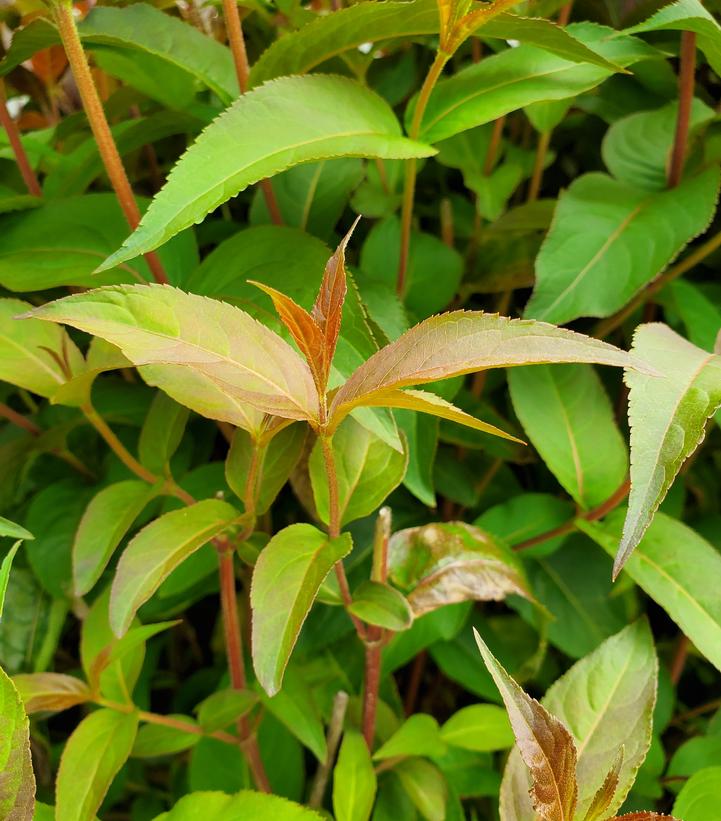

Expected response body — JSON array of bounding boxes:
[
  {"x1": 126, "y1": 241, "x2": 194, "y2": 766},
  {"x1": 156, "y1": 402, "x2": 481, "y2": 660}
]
[
  {"x1": 0, "y1": 298, "x2": 84, "y2": 398},
  {"x1": 602, "y1": 99, "x2": 714, "y2": 191},
  {"x1": 251, "y1": 524, "x2": 352, "y2": 695},
  {"x1": 374, "y1": 714, "x2": 446, "y2": 760},
  {"x1": 475, "y1": 629, "x2": 578, "y2": 821},
  {"x1": 132, "y1": 717, "x2": 200, "y2": 758},
  {"x1": 309, "y1": 417, "x2": 408, "y2": 527},
  {"x1": 251, "y1": 0, "x2": 622, "y2": 87},
  {"x1": 393, "y1": 758, "x2": 448, "y2": 821},
  {"x1": 226, "y1": 424, "x2": 307, "y2": 516},
  {"x1": 78, "y1": 4, "x2": 237, "y2": 103},
  {"x1": 412, "y1": 24, "x2": 655, "y2": 143},
  {"x1": 627, "y1": 0, "x2": 721, "y2": 76},
  {"x1": 581, "y1": 749, "x2": 624, "y2": 821},
  {"x1": 0, "y1": 665, "x2": 35, "y2": 820},
  {"x1": 73, "y1": 480, "x2": 161, "y2": 597},
  {"x1": 615, "y1": 323, "x2": 721, "y2": 574},
  {"x1": 673, "y1": 766, "x2": 721, "y2": 820},
  {"x1": 509, "y1": 364, "x2": 627, "y2": 508},
  {"x1": 89, "y1": 621, "x2": 179, "y2": 688},
  {"x1": 331, "y1": 311, "x2": 649, "y2": 422},
  {"x1": 525, "y1": 168, "x2": 721, "y2": 324},
  {"x1": 110, "y1": 499, "x2": 241, "y2": 637},
  {"x1": 388, "y1": 522, "x2": 534, "y2": 617},
  {"x1": 196, "y1": 689, "x2": 258, "y2": 733},
  {"x1": 581, "y1": 511, "x2": 721, "y2": 675},
  {"x1": 333, "y1": 730, "x2": 377, "y2": 821},
  {"x1": 500, "y1": 620, "x2": 656, "y2": 820},
  {"x1": 138, "y1": 393, "x2": 190, "y2": 475},
  {"x1": 98, "y1": 75, "x2": 434, "y2": 269},
  {"x1": 349, "y1": 580, "x2": 413, "y2": 631},
  {"x1": 0, "y1": 517, "x2": 33, "y2": 541},
  {"x1": 153, "y1": 790, "x2": 325, "y2": 820},
  {"x1": 12, "y1": 673, "x2": 91, "y2": 715},
  {"x1": 28, "y1": 284, "x2": 319, "y2": 430},
  {"x1": 56, "y1": 708, "x2": 138, "y2": 821},
  {"x1": 440, "y1": 704, "x2": 514, "y2": 752},
  {"x1": 0, "y1": 195, "x2": 197, "y2": 292},
  {"x1": 0, "y1": 541, "x2": 22, "y2": 619}
]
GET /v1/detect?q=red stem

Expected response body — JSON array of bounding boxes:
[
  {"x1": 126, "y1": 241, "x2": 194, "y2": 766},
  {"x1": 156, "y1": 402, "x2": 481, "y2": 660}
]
[
  {"x1": 668, "y1": 31, "x2": 697, "y2": 188},
  {"x1": 0, "y1": 84, "x2": 42, "y2": 196},
  {"x1": 217, "y1": 548, "x2": 271, "y2": 792},
  {"x1": 54, "y1": 1, "x2": 168, "y2": 284}
]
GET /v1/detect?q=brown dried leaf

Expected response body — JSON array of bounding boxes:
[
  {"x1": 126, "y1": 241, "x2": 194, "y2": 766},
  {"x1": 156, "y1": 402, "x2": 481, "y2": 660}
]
[
  {"x1": 311, "y1": 218, "x2": 360, "y2": 385},
  {"x1": 474, "y1": 629, "x2": 578, "y2": 821},
  {"x1": 388, "y1": 522, "x2": 534, "y2": 617},
  {"x1": 581, "y1": 748, "x2": 624, "y2": 821},
  {"x1": 12, "y1": 673, "x2": 91, "y2": 715},
  {"x1": 331, "y1": 312, "x2": 652, "y2": 421}
]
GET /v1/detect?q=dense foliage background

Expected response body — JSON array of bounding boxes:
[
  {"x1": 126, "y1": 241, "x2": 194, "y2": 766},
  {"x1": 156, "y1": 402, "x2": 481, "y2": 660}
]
[{"x1": 2, "y1": 0, "x2": 721, "y2": 819}]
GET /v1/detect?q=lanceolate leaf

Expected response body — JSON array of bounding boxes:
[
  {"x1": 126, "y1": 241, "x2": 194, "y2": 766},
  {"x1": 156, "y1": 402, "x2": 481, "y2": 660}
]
[
  {"x1": 251, "y1": 524, "x2": 352, "y2": 695},
  {"x1": 0, "y1": 542, "x2": 22, "y2": 619},
  {"x1": 0, "y1": 298, "x2": 83, "y2": 397},
  {"x1": 474, "y1": 629, "x2": 578, "y2": 821},
  {"x1": 56, "y1": 709, "x2": 139, "y2": 821},
  {"x1": 333, "y1": 730, "x2": 377, "y2": 821},
  {"x1": 615, "y1": 324, "x2": 721, "y2": 575},
  {"x1": 525, "y1": 169, "x2": 721, "y2": 325},
  {"x1": 154, "y1": 791, "x2": 325, "y2": 820},
  {"x1": 501, "y1": 621, "x2": 656, "y2": 821},
  {"x1": 249, "y1": 0, "x2": 618, "y2": 86},
  {"x1": 110, "y1": 499, "x2": 242, "y2": 637},
  {"x1": 411, "y1": 24, "x2": 655, "y2": 143},
  {"x1": 0, "y1": 518, "x2": 33, "y2": 541},
  {"x1": 12, "y1": 673, "x2": 91, "y2": 715},
  {"x1": 73, "y1": 480, "x2": 162, "y2": 597},
  {"x1": 508, "y1": 364, "x2": 627, "y2": 509},
  {"x1": 0, "y1": 666, "x2": 35, "y2": 821},
  {"x1": 341, "y1": 387, "x2": 523, "y2": 443},
  {"x1": 98, "y1": 76, "x2": 434, "y2": 269},
  {"x1": 26, "y1": 284, "x2": 320, "y2": 427},
  {"x1": 388, "y1": 522, "x2": 534, "y2": 617},
  {"x1": 330, "y1": 311, "x2": 650, "y2": 421},
  {"x1": 582, "y1": 512, "x2": 721, "y2": 675}
]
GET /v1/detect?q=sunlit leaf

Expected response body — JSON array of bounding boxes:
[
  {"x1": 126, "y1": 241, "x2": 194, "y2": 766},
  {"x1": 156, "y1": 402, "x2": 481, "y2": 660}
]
[
  {"x1": 440, "y1": 704, "x2": 514, "y2": 752},
  {"x1": 374, "y1": 714, "x2": 445, "y2": 760},
  {"x1": 251, "y1": 524, "x2": 352, "y2": 695},
  {"x1": 56, "y1": 709, "x2": 138, "y2": 821},
  {"x1": 348, "y1": 580, "x2": 413, "y2": 631},
  {"x1": 153, "y1": 790, "x2": 325, "y2": 820},
  {"x1": 615, "y1": 323, "x2": 721, "y2": 575},
  {"x1": 388, "y1": 522, "x2": 534, "y2": 617},
  {"x1": 672, "y1": 766, "x2": 721, "y2": 821},
  {"x1": 196, "y1": 689, "x2": 258, "y2": 733},
  {"x1": 0, "y1": 666, "x2": 35, "y2": 820},
  {"x1": 98, "y1": 76, "x2": 434, "y2": 268},
  {"x1": 27, "y1": 284, "x2": 320, "y2": 428},
  {"x1": 0, "y1": 518, "x2": 33, "y2": 541},
  {"x1": 110, "y1": 499, "x2": 242, "y2": 637},
  {"x1": 131, "y1": 717, "x2": 200, "y2": 759},
  {"x1": 333, "y1": 730, "x2": 377, "y2": 821},
  {"x1": 0, "y1": 541, "x2": 22, "y2": 619},
  {"x1": 475, "y1": 629, "x2": 578, "y2": 821},
  {"x1": 501, "y1": 620, "x2": 656, "y2": 820}
]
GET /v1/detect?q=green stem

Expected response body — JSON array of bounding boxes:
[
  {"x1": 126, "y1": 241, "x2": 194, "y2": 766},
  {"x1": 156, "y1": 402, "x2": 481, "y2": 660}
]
[{"x1": 396, "y1": 51, "x2": 449, "y2": 296}]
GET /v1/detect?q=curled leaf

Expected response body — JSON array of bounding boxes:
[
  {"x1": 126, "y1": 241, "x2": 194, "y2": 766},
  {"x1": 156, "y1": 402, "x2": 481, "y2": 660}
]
[{"x1": 12, "y1": 673, "x2": 91, "y2": 715}]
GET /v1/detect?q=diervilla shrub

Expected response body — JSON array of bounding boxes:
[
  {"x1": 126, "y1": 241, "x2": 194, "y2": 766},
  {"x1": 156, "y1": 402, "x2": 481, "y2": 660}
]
[{"x1": 1, "y1": 0, "x2": 721, "y2": 819}]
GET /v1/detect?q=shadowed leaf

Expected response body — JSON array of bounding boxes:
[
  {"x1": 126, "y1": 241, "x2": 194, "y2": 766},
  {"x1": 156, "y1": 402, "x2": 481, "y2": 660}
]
[{"x1": 475, "y1": 629, "x2": 578, "y2": 821}]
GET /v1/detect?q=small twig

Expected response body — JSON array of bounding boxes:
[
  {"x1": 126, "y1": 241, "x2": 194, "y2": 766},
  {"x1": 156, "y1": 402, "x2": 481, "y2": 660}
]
[
  {"x1": 557, "y1": 0, "x2": 574, "y2": 26},
  {"x1": 527, "y1": 130, "x2": 551, "y2": 202},
  {"x1": 308, "y1": 691, "x2": 349, "y2": 807},
  {"x1": 404, "y1": 650, "x2": 427, "y2": 716},
  {"x1": 0, "y1": 402, "x2": 41, "y2": 436},
  {"x1": 514, "y1": 479, "x2": 630, "y2": 552},
  {"x1": 669, "y1": 634, "x2": 690, "y2": 685},
  {"x1": 483, "y1": 116, "x2": 505, "y2": 176}
]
